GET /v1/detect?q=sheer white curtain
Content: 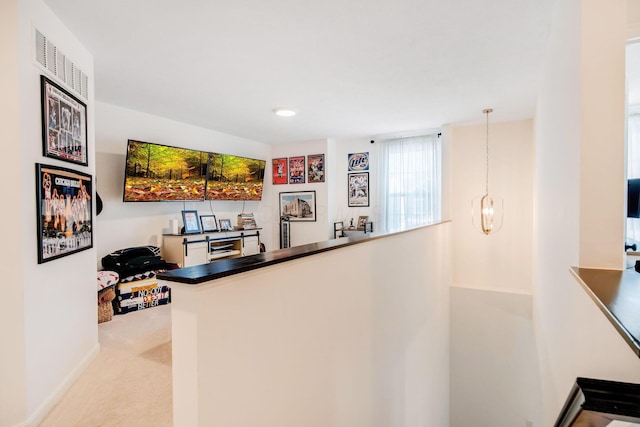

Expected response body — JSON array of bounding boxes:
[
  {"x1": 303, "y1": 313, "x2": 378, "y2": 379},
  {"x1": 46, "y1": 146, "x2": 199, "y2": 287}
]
[
  {"x1": 628, "y1": 113, "x2": 640, "y2": 241},
  {"x1": 377, "y1": 133, "x2": 441, "y2": 232}
]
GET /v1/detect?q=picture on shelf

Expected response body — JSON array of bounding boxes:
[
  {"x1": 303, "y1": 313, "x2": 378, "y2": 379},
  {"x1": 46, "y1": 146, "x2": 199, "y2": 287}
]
[
  {"x1": 279, "y1": 191, "x2": 316, "y2": 222},
  {"x1": 41, "y1": 76, "x2": 88, "y2": 166},
  {"x1": 307, "y1": 154, "x2": 325, "y2": 183},
  {"x1": 219, "y1": 218, "x2": 233, "y2": 231},
  {"x1": 289, "y1": 156, "x2": 305, "y2": 184},
  {"x1": 357, "y1": 215, "x2": 369, "y2": 230},
  {"x1": 181, "y1": 210, "x2": 201, "y2": 234},
  {"x1": 36, "y1": 163, "x2": 93, "y2": 264},
  {"x1": 200, "y1": 214, "x2": 218, "y2": 232},
  {"x1": 348, "y1": 172, "x2": 369, "y2": 207},
  {"x1": 272, "y1": 158, "x2": 288, "y2": 185}
]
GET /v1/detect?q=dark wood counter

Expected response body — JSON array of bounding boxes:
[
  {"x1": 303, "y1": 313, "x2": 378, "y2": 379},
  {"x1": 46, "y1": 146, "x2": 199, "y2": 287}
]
[{"x1": 570, "y1": 267, "x2": 640, "y2": 357}]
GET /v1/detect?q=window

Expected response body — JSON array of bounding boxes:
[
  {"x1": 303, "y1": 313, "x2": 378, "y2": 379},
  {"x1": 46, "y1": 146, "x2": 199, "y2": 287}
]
[
  {"x1": 377, "y1": 133, "x2": 441, "y2": 232},
  {"x1": 628, "y1": 113, "x2": 640, "y2": 242}
]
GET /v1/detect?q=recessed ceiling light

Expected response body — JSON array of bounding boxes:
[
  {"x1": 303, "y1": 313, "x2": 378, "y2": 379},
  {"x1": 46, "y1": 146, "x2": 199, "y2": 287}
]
[{"x1": 273, "y1": 108, "x2": 296, "y2": 117}]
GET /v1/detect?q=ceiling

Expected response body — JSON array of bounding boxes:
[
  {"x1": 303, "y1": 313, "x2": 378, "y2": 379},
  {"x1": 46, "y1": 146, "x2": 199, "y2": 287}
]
[{"x1": 43, "y1": 0, "x2": 557, "y2": 145}]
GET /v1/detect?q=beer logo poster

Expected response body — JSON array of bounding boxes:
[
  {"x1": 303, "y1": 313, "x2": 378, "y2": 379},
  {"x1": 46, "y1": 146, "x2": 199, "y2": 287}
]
[{"x1": 348, "y1": 152, "x2": 369, "y2": 171}]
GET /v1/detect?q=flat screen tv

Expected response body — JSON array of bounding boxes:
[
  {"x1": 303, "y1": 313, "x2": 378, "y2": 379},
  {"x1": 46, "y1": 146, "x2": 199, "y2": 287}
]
[
  {"x1": 206, "y1": 153, "x2": 266, "y2": 201},
  {"x1": 123, "y1": 140, "x2": 265, "y2": 202}
]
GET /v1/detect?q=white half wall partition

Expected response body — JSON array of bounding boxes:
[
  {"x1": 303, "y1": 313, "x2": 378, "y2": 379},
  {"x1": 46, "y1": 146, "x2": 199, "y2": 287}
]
[{"x1": 163, "y1": 222, "x2": 451, "y2": 426}]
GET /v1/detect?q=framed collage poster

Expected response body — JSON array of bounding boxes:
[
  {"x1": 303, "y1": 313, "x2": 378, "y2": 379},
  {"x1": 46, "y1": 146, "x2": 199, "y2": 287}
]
[
  {"x1": 36, "y1": 163, "x2": 93, "y2": 264},
  {"x1": 41, "y1": 76, "x2": 88, "y2": 166},
  {"x1": 289, "y1": 156, "x2": 305, "y2": 184},
  {"x1": 272, "y1": 158, "x2": 288, "y2": 184},
  {"x1": 307, "y1": 154, "x2": 325, "y2": 183},
  {"x1": 279, "y1": 191, "x2": 316, "y2": 222},
  {"x1": 348, "y1": 172, "x2": 369, "y2": 207}
]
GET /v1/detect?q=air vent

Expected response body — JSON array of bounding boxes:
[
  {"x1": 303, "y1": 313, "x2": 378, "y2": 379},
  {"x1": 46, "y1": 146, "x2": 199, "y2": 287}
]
[{"x1": 34, "y1": 29, "x2": 89, "y2": 101}]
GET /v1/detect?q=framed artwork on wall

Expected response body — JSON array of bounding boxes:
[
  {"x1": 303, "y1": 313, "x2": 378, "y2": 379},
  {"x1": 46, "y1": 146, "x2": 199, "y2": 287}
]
[
  {"x1": 307, "y1": 154, "x2": 325, "y2": 183},
  {"x1": 279, "y1": 191, "x2": 316, "y2": 222},
  {"x1": 200, "y1": 214, "x2": 218, "y2": 232},
  {"x1": 41, "y1": 75, "x2": 88, "y2": 166},
  {"x1": 289, "y1": 156, "x2": 305, "y2": 184},
  {"x1": 181, "y1": 210, "x2": 201, "y2": 234},
  {"x1": 348, "y1": 172, "x2": 369, "y2": 207},
  {"x1": 36, "y1": 163, "x2": 93, "y2": 264},
  {"x1": 272, "y1": 158, "x2": 288, "y2": 184},
  {"x1": 347, "y1": 152, "x2": 369, "y2": 171}
]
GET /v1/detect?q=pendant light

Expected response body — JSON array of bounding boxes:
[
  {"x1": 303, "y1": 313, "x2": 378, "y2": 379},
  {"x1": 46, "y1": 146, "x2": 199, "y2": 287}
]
[{"x1": 472, "y1": 108, "x2": 503, "y2": 235}]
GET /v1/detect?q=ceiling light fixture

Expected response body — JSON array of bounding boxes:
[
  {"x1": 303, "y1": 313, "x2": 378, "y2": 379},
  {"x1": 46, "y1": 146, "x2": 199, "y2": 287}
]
[
  {"x1": 273, "y1": 108, "x2": 296, "y2": 117},
  {"x1": 472, "y1": 108, "x2": 504, "y2": 235}
]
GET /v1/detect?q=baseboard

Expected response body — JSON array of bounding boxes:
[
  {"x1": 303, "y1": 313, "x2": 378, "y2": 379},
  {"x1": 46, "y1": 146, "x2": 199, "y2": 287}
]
[{"x1": 24, "y1": 342, "x2": 101, "y2": 426}]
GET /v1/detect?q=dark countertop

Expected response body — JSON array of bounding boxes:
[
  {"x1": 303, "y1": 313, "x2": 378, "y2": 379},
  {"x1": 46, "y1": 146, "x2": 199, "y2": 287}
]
[
  {"x1": 571, "y1": 267, "x2": 640, "y2": 357},
  {"x1": 157, "y1": 221, "x2": 447, "y2": 285},
  {"x1": 158, "y1": 233, "x2": 374, "y2": 285}
]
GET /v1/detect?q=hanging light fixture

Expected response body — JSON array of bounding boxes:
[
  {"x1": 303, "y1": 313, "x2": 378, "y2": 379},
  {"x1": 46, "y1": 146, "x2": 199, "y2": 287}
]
[{"x1": 472, "y1": 108, "x2": 503, "y2": 235}]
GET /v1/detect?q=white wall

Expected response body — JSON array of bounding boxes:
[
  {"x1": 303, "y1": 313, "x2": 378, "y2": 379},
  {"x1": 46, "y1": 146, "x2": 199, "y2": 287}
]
[
  {"x1": 534, "y1": 0, "x2": 640, "y2": 425},
  {"x1": 168, "y1": 223, "x2": 451, "y2": 427},
  {"x1": 451, "y1": 119, "x2": 534, "y2": 294},
  {"x1": 329, "y1": 137, "x2": 379, "y2": 231},
  {"x1": 0, "y1": 2, "x2": 27, "y2": 425},
  {"x1": 95, "y1": 101, "x2": 274, "y2": 265},
  {"x1": 448, "y1": 119, "x2": 537, "y2": 425},
  {"x1": 450, "y1": 287, "x2": 542, "y2": 427},
  {"x1": 11, "y1": 0, "x2": 99, "y2": 424},
  {"x1": 271, "y1": 140, "x2": 330, "y2": 247}
]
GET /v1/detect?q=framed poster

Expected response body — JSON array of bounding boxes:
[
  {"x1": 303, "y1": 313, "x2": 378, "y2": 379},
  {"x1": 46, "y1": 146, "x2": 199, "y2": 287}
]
[
  {"x1": 348, "y1": 172, "x2": 369, "y2": 207},
  {"x1": 41, "y1": 75, "x2": 88, "y2": 166},
  {"x1": 36, "y1": 163, "x2": 93, "y2": 264},
  {"x1": 289, "y1": 156, "x2": 305, "y2": 184},
  {"x1": 348, "y1": 152, "x2": 369, "y2": 171},
  {"x1": 307, "y1": 154, "x2": 325, "y2": 183},
  {"x1": 200, "y1": 214, "x2": 218, "y2": 232},
  {"x1": 272, "y1": 158, "x2": 288, "y2": 185},
  {"x1": 181, "y1": 210, "x2": 201, "y2": 234},
  {"x1": 279, "y1": 191, "x2": 316, "y2": 222}
]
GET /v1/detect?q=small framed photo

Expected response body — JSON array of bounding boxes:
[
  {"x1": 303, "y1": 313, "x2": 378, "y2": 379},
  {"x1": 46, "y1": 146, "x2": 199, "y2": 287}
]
[
  {"x1": 289, "y1": 156, "x2": 305, "y2": 184},
  {"x1": 272, "y1": 158, "x2": 288, "y2": 185},
  {"x1": 41, "y1": 75, "x2": 88, "y2": 166},
  {"x1": 36, "y1": 163, "x2": 93, "y2": 264},
  {"x1": 279, "y1": 191, "x2": 316, "y2": 222},
  {"x1": 348, "y1": 172, "x2": 370, "y2": 207},
  {"x1": 219, "y1": 218, "x2": 233, "y2": 231},
  {"x1": 307, "y1": 154, "x2": 325, "y2": 183},
  {"x1": 200, "y1": 214, "x2": 218, "y2": 232},
  {"x1": 357, "y1": 215, "x2": 369, "y2": 230},
  {"x1": 181, "y1": 210, "x2": 201, "y2": 234}
]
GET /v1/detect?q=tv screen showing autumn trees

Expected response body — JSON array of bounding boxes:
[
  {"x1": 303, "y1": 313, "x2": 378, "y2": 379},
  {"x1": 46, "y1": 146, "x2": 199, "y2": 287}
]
[{"x1": 123, "y1": 140, "x2": 266, "y2": 202}]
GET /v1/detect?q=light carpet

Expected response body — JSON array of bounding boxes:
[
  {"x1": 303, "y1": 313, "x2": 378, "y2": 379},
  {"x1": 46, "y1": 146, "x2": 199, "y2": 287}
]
[{"x1": 40, "y1": 303, "x2": 172, "y2": 427}]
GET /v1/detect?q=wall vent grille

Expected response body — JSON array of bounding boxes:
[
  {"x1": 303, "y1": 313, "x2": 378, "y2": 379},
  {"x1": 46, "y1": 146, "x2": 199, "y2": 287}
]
[{"x1": 34, "y1": 29, "x2": 88, "y2": 100}]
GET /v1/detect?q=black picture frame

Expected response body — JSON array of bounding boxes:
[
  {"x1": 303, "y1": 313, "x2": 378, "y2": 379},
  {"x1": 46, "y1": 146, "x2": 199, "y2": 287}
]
[
  {"x1": 307, "y1": 154, "x2": 325, "y2": 183},
  {"x1": 348, "y1": 172, "x2": 369, "y2": 207},
  {"x1": 41, "y1": 75, "x2": 88, "y2": 166},
  {"x1": 200, "y1": 214, "x2": 218, "y2": 232},
  {"x1": 279, "y1": 191, "x2": 316, "y2": 222},
  {"x1": 181, "y1": 210, "x2": 201, "y2": 234},
  {"x1": 219, "y1": 218, "x2": 233, "y2": 231},
  {"x1": 36, "y1": 163, "x2": 93, "y2": 264}
]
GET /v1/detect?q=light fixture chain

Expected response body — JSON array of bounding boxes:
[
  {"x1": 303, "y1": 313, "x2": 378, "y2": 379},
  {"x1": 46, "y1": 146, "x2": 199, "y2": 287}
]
[{"x1": 485, "y1": 109, "x2": 489, "y2": 195}]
